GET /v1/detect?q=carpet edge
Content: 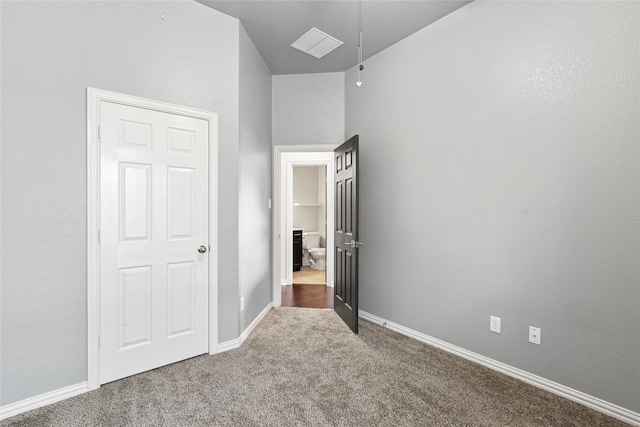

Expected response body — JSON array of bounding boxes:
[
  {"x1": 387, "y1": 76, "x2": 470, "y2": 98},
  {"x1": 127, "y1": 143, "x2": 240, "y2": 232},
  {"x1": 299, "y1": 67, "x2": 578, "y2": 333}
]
[
  {"x1": 0, "y1": 382, "x2": 89, "y2": 421},
  {"x1": 359, "y1": 310, "x2": 640, "y2": 426}
]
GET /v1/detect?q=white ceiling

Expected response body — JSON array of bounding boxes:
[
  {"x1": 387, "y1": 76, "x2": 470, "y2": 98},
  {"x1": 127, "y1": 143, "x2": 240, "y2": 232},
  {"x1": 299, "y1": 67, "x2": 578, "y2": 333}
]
[{"x1": 196, "y1": 0, "x2": 472, "y2": 75}]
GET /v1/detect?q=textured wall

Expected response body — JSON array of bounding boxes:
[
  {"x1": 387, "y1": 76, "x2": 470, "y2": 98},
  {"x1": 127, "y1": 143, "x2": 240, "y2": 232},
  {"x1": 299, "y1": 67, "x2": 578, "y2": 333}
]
[
  {"x1": 345, "y1": 1, "x2": 639, "y2": 412},
  {"x1": 1, "y1": 1, "x2": 240, "y2": 405},
  {"x1": 238, "y1": 25, "x2": 273, "y2": 332},
  {"x1": 272, "y1": 73, "x2": 345, "y2": 146}
]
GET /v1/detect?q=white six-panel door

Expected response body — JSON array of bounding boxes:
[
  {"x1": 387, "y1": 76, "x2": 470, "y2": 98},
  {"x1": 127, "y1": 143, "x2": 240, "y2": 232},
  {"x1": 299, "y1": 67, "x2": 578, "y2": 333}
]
[{"x1": 99, "y1": 101, "x2": 209, "y2": 384}]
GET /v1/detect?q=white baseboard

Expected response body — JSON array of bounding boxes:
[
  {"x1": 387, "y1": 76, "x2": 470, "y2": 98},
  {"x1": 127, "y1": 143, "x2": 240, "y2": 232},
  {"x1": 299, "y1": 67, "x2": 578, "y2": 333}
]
[
  {"x1": 8, "y1": 309, "x2": 632, "y2": 424},
  {"x1": 240, "y1": 303, "x2": 272, "y2": 342},
  {"x1": 217, "y1": 303, "x2": 273, "y2": 354},
  {"x1": 216, "y1": 337, "x2": 242, "y2": 353},
  {"x1": 0, "y1": 382, "x2": 89, "y2": 421},
  {"x1": 1, "y1": 304, "x2": 275, "y2": 421},
  {"x1": 359, "y1": 310, "x2": 639, "y2": 426}
]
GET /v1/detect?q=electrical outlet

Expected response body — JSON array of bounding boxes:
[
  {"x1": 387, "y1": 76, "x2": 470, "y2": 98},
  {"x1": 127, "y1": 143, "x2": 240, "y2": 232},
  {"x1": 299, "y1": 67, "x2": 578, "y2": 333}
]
[
  {"x1": 240, "y1": 297, "x2": 245, "y2": 312},
  {"x1": 529, "y1": 326, "x2": 541, "y2": 345},
  {"x1": 490, "y1": 316, "x2": 501, "y2": 334}
]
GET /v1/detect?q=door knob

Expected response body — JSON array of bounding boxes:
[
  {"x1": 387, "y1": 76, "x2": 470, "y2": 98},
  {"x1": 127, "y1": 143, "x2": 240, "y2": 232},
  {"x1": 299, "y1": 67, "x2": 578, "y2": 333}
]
[{"x1": 198, "y1": 245, "x2": 207, "y2": 254}]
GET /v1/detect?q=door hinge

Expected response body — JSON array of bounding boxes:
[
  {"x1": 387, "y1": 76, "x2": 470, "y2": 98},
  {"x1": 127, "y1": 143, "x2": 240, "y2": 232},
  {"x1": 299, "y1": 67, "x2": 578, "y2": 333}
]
[
  {"x1": 97, "y1": 125, "x2": 101, "y2": 139},
  {"x1": 98, "y1": 229, "x2": 101, "y2": 244},
  {"x1": 98, "y1": 334, "x2": 102, "y2": 349}
]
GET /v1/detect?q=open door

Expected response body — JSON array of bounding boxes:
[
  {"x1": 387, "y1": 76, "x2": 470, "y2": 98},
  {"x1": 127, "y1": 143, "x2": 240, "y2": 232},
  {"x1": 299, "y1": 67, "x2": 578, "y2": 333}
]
[{"x1": 334, "y1": 135, "x2": 360, "y2": 333}]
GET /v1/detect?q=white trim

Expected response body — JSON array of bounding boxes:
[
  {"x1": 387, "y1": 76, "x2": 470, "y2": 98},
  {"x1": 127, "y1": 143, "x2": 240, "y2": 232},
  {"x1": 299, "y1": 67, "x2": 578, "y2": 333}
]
[
  {"x1": 217, "y1": 338, "x2": 242, "y2": 353},
  {"x1": 0, "y1": 382, "x2": 89, "y2": 421},
  {"x1": 86, "y1": 88, "x2": 219, "y2": 387},
  {"x1": 272, "y1": 145, "x2": 338, "y2": 307},
  {"x1": 240, "y1": 303, "x2": 272, "y2": 342},
  {"x1": 8, "y1": 309, "x2": 632, "y2": 424},
  {"x1": 283, "y1": 153, "x2": 334, "y2": 287},
  {"x1": 0, "y1": 304, "x2": 273, "y2": 420},
  {"x1": 215, "y1": 303, "x2": 273, "y2": 353},
  {"x1": 359, "y1": 311, "x2": 640, "y2": 426},
  {"x1": 87, "y1": 90, "x2": 100, "y2": 391}
]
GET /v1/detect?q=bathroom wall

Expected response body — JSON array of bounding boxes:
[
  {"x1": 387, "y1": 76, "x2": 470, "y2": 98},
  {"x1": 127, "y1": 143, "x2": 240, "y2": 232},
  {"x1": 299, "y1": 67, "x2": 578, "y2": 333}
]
[
  {"x1": 317, "y1": 167, "x2": 327, "y2": 246},
  {"x1": 293, "y1": 166, "x2": 326, "y2": 240}
]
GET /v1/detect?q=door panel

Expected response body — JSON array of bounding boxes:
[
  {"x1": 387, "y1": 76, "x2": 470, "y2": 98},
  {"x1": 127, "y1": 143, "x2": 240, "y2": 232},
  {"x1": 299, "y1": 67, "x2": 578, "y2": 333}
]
[
  {"x1": 167, "y1": 167, "x2": 196, "y2": 239},
  {"x1": 100, "y1": 101, "x2": 209, "y2": 384},
  {"x1": 118, "y1": 266, "x2": 152, "y2": 349},
  {"x1": 334, "y1": 135, "x2": 359, "y2": 333},
  {"x1": 167, "y1": 261, "x2": 196, "y2": 337},
  {"x1": 119, "y1": 163, "x2": 152, "y2": 241}
]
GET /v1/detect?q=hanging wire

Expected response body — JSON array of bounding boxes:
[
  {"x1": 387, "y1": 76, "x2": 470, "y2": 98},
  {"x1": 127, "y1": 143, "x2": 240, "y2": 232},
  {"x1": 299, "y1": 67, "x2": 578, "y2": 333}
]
[
  {"x1": 356, "y1": 0, "x2": 364, "y2": 87},
  {"x1": 358, "y1": 0, "x2": 362, "y2": 65}
]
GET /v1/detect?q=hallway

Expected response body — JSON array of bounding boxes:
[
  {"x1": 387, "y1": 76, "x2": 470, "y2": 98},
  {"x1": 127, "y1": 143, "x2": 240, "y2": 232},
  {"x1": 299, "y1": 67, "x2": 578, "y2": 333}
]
[{"x1": 281, "y1": 284, "x2": 333, "y2": 309}]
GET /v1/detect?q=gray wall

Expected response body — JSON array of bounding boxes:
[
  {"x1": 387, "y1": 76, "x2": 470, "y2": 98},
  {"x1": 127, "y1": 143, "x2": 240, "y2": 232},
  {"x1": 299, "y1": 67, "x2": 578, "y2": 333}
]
[
  {"x1": 272, "y1": 72, "x2": 345, "y2": 146},
  {"x1": 0, "y1": 0, "x2": 243, "y2": 405},
  {"x1": 345, "y1": 1, "x2": 639, "y2": 412},
  {"x1": 293, "y1": 166, "x2": 324, "y2": 234},
  {"x1": 238, "y1": 25, "x2": 273, "y2": 332}
]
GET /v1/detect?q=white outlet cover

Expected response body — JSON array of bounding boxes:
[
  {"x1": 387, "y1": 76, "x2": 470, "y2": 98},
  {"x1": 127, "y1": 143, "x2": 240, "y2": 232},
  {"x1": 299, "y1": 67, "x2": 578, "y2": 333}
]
[
  {"x1": 490, "y1": 316, "x2": 501, "y2": 334},
  {"x1": 529, "y1": 326, "x2": 541, "y2": 345}
]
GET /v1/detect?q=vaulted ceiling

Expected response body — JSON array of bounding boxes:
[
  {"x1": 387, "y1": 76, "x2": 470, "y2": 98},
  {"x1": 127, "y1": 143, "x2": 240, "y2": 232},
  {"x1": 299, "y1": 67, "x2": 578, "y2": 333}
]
[{"x1": 196, "y1": 1, "x2": 472, "y2": 75}]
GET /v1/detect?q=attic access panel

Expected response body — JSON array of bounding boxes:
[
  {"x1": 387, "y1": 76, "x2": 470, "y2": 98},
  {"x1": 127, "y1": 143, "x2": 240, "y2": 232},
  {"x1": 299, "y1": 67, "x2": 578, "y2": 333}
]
[{"x1": 291, "y1": 27, "x2": 343, "y2": 59}]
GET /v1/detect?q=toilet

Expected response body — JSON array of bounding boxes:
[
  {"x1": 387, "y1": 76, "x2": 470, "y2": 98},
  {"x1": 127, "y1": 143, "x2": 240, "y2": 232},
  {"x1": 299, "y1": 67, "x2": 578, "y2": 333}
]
[{"x1": 302, "y1": 232, "x2": 326, "y2": 270}]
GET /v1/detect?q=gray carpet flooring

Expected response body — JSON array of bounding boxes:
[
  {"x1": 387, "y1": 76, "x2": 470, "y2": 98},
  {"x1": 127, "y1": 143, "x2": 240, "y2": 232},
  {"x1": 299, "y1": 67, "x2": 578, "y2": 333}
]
[{"x1": 1, "y1": 307, "x2": 628, "y2": 426}]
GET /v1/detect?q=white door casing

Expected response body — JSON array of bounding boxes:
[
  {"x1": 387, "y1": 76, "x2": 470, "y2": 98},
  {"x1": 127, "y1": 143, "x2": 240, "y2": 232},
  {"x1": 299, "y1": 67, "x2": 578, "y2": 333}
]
[
  {"x1": 272, "y1": 146, "x2": 337, "y2": 307},
  {"x1": 87, "y1": 88, "x2": 218, "y2": 389}
]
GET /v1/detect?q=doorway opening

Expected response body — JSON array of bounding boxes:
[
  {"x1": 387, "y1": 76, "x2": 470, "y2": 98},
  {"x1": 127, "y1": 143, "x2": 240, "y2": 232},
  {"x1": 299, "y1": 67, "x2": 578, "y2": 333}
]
[
  {"x1": 272, "y1": 145, "x2": 338, "y2": 308},
  {"x1": 292, "y1": 165, "x2": 327, "y2": 285}
]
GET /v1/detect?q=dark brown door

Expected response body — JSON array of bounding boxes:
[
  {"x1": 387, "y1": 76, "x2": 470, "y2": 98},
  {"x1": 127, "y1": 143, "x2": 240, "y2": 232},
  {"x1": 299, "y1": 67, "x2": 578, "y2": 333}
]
[{"x1": 334, "y1": 135, "x2": 360, "y2": 333}]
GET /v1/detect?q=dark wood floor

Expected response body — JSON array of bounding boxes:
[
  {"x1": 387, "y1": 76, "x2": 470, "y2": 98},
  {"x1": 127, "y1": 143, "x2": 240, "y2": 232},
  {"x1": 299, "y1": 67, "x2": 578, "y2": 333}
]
[{"x1": 281, "y1": 284, "x2": 333, "y2": 308}]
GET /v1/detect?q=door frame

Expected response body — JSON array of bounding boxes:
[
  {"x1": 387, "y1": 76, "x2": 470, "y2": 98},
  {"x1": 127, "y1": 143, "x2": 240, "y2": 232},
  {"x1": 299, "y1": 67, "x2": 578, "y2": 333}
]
[
  {"x1": 272, "y1": 145, "x2": 338, "y2": 307},
  {"x1": 86, "y1": 88, "x2": 218, "y2": 390}
]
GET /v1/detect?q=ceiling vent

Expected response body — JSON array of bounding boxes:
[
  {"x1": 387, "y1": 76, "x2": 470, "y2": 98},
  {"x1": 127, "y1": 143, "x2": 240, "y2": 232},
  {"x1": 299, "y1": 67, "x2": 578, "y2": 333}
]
[{"x1": 291, "y1": 27, "x2": 343, "y2": 59}]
